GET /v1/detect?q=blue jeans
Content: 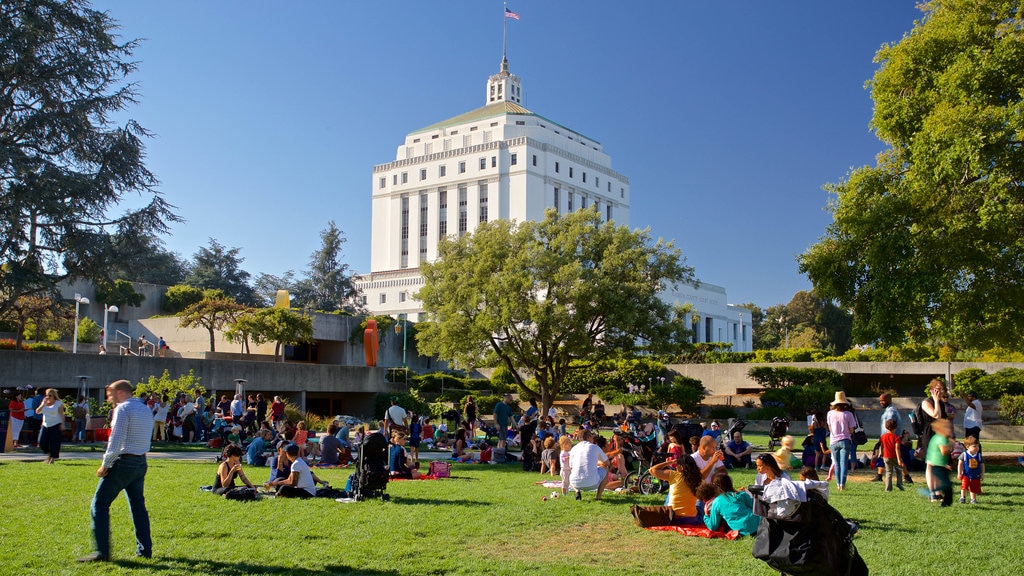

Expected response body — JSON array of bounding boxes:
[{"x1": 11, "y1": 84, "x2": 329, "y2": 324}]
[
  {"x1": 830, "y1": 439, "x2": 853, "y2": 487},
  {"x1": 91, "y1": 456, "x2": 151, "y2": 558},
  {"x1": 74, "y1": 419, "x2": 87, "y2": 442}
]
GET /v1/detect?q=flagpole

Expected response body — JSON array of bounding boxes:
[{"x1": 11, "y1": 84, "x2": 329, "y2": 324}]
[{"x1": 503, "y1": 2, "x2": 508, "y2": 61}]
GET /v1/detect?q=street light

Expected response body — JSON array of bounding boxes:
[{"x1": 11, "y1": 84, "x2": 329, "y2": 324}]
[
  {"x1": 102, "y1": 304, "x2": 119, "y2": 351},
  {"x1": 738, "y1": 312, "x2": 744, "y2": 352},
  {"x1": 778, "y1": 315, "x2": 789, "y2": 349},
  {"x1": 72, "y1": 294, "x2": 90, "y2": 354}
]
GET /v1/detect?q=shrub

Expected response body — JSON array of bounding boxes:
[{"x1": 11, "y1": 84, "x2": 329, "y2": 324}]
[
  {"x1": 561, "y1": 357, "x2": 667, "y2": 394},
  {"x1": 0, "y1": 339, "x2": 30, "y2": 351},
  {"x1": 27, "y1": 343, "x2": 64, "y2": 352},
  {"x1": 489, "y1": 365, "x2": 518, "y2": 393},
  {"x1": 373, "y1": 392, "x2": 430, "y2": 423},
  {"x1": 647, "y1": 375, "x2": 706, "y2": 413},
  {"x1": 163, "y1": 284, "x2": 203, "y2": 314},
  {"x1": 707, "y1": 406, "x2": 738, "y2": 420},
  {"x1": 952, "y1": 368, "x2": 987, "y2": 397},
  {"x1": 748, "y1": 366, "x2": 842, "y2": 389},
  {"x1": 76, "y1": 317, "x2": 101, "y2": 343},
  {"x1": 746, "y1": 406, "x2": 787, "y2": 420},
  {"x1": 134, "y1": 369, "x2": 205, "y2": 400},
  {"x1": 973, "y1": 369, "x2": 1024, "y2": 400},
  {"x1": 474, "y1": 394, "x2": 502, "y2": 415},
  {"x1": 998, "y1": 394, "x2": 1024, "y2": 426},
  {"x1": 758, "y1": 382, "x2": 838, "y2": 420}
]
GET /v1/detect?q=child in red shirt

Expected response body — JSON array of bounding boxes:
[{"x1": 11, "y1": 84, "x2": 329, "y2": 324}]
[{"x1": 880, "y1": 418, "x2": 904, "y2": 491}]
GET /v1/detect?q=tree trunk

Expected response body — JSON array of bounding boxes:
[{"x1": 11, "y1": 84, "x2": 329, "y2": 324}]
[{"x1": 208, "y1": 329, "x2": 216, "y2": 352}]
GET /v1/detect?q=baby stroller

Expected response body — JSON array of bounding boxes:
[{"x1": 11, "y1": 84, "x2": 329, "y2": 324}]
[
  {"x1": 750, "y1": 486, "x2": 867, "y2": 576},
  {"x1": 352, "y1": 431, "x2": 390, "y2": 501},
  {"x1": 767, "y1": 417, "x2": 789, "y2": 450}
]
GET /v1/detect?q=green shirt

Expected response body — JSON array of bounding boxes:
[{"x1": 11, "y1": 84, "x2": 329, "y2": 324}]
[
  {"x1": 926, "y1": 433, "x2": 950, "y2": 467},
  {"x1": 493, "y1": 401, "x2": 513, "y2": 428}
]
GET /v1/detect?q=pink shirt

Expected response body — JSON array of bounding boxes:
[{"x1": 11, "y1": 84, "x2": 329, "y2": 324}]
[{"x1": 827, "y1": 409, "x2": 858, "y2": 443}]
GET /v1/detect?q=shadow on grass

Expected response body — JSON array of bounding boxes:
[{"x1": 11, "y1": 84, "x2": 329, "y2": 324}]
[
  {"x1": 116, "y1": 558, "x2": 400, "y2": 575},
  {"x1": 848, "y1": 518, "x2": 917, "y2": 535},
  {"x1": 390, "y1": 496, "x2": 490, "y2": 506}
]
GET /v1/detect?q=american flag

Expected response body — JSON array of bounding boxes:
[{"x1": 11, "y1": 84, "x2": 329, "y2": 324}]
[{"x1": 505, "y1": 7, "x2": 520, "y2": 20}]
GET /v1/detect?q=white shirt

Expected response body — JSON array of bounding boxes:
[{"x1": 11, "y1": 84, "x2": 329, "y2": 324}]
[
  {"x1": 964, "y1": 399, "x2": 982, "y2": 430},
  {"x1": 567, "y1": 441, "x2": 608, "y2": 489},
  {"x1": 38, "y1": 401, "x2": 64, "y2": 428},
  {"x1": 289, "y1": 457, "x2": 317, "y2": 496},
  {"x1": 690, "y1": 451, "x2": 725, "y2": 483},
  {"x1": 153, "y1": 402, "x2": 169, "y2": 423},
  {"x1": 103, "y1": 397, "x2": 154, "y2": 468},
  {"x1": 387, "y1": 405, "x2": 408, "y2": 426}
]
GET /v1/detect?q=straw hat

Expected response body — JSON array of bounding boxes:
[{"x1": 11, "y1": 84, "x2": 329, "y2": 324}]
[{"x1": 830, "y1": 391, "x2": 851, "y2": 406}]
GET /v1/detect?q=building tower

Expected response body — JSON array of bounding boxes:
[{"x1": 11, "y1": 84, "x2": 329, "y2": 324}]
[{"x1": 356, "y1": 57, "x2": 631, "y2": 320}]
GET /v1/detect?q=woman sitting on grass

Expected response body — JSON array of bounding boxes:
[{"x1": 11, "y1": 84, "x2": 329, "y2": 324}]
[
  {"x1": 389, "y1": 432, "x2": 421, "y2": 479},
  {"x1": 631, "y1": 455, "x2": 704, "y2": 526},
  {"x1": 214, "y1": 445, "x2": 256, "y2": 497},
  {"x1": 697, "y1": 472, "x2": 760, "y2": 535},
  {"x1": 452, "y1": 428, "x2": 469, "y2": 459}
]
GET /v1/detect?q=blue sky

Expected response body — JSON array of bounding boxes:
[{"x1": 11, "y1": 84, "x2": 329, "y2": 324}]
[{"x1": 96, "y1": 1, "x2": 923, "y2": 308}]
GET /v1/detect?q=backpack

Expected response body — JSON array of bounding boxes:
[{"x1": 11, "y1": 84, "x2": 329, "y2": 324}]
[
  {"x1": 429, "y1": 460, "x2": 450, "y2": 478},
  {"x1": 910, "y1": 404, "x2": 926, "y2": 437}
]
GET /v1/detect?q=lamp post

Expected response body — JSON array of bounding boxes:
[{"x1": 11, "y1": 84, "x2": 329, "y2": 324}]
[
  {"x1": 395, "y1": 314, "x2": 408, "y2": 386},
  {"x1": 102, "y1": 304, "x2": 119, "y2": 351},
  {"x1": 72, "y1": 294, "x2": 90, "y2": 354},
  {"x1": 778, "y1": 315, "x2": 789, "y2": 349},
  {"x1": 738, "y1": 312, "x2": 744, "y2": 352}
]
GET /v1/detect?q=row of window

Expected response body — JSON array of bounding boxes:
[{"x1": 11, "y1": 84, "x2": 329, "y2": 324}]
[
  {"x1": 397, "y1": 184, "x2": 490, "y2": 269},
  {"x1": 552, "y1": 186, "x2": 614, "y2": 221}
]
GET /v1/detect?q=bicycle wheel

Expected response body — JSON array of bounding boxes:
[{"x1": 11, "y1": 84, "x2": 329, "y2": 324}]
[{"x1": 638, "y1": 472, "x2": 659, "y2": 495}]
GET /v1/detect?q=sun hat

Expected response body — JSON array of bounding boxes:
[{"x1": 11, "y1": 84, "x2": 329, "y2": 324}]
[{"x1": 830, "y1": 391, "x2": 850, "y2": 406}]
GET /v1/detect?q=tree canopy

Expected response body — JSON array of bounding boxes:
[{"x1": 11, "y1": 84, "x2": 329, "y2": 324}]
[
  {"x1": 292, "y1": 221, "x2": 362, "y2": 313},
  {"x1": 0, "y1": 0, "x2": 179, "y2": 317},
  {"x1": 799, "y1": 0, "x2": 1024, "y2": 350},
  {"x1": 416, "y1": 208, "x2": 694, "y2": 414},
  {"x1": 178, "y1": 290, "x2": 245, "y2": 352},
  {"x1": 184, "y1": 239, "x2": 257, "y2": 306},
  {"x1": 225, "y1": 307, "x2": 312, "y2": 361}
]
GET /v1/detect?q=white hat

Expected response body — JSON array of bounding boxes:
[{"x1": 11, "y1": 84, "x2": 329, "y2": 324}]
[{"x1": 830, "y1": 391, "x2": 850, "y2": 406}]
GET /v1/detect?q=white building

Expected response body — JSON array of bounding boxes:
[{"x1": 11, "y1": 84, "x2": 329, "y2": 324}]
[{"x1": 355, "y1": 56, "x2": 751, "y2": 352}]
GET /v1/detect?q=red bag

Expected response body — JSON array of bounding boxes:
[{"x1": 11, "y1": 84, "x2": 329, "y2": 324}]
[
  {"x1": 429, "y1": 460, "x2": 450, "y2": 478},
  {"x1": 480, "y1": 446, "x2": 492, "y2": 463},
  {"x1": 208, "y1": 437, "x2": 223, "y2": 449}
]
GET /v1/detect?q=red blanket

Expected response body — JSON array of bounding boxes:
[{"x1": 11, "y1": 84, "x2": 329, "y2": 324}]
[{"x1": 645, "y1": 526, "x2": 742, "y2": 540}]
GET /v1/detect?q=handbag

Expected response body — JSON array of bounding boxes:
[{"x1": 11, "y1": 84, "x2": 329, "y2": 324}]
[{"x1": 429, "y1": 460, "x2": 450, "y2": 478}]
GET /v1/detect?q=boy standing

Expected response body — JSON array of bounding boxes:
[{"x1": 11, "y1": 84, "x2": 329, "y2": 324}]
[
  {"x1": 880, "y1": 419, "x2": 903, "y2": 491},
  {"x1": 925, "y1": 419, "x2": 954, "y2": 506},
  {"x1": 957, "y1": 436, "x2": 985, "y2": 504}
]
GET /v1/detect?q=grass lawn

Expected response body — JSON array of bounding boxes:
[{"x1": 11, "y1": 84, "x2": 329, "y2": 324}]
[{"x1": 1, "y1": 456, "x2": 1023, "y2": 575}]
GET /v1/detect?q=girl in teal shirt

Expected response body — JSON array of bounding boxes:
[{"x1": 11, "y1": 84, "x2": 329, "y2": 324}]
[{"x1": 697, "y1": 473, "x2": 761, "y2": 536}]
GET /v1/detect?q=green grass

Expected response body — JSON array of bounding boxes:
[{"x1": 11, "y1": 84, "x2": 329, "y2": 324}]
[{"x1": 2, "y1": 457, "x2": 1023, "y2": 575}]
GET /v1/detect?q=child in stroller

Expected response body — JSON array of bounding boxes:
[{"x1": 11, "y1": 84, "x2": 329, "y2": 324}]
[{"x1": 767, "y1": 417, "x2": 790, "y2": 450}]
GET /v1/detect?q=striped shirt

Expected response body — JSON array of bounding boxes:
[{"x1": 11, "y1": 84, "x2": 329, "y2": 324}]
[{"x1": 103, "y1": 397, "x2": 154, "y2": 469}]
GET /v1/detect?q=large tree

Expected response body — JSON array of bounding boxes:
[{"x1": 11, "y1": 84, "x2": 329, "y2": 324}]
[
  {"x1": 799, "y1": 0, "x2": 1024, "y2": 350},
  {"x1": 184, "y1": 238, "x2": 257, "y2": 306},
  {"x1": 178, "y1": 290, "x2": 245, "y2": 352},
  {"x1": 0, "y1": 0, "x2": 179, "y2": 317},
  {"x1": 292, "y1": 221, "x2": 362, "y2": 313},
  {"x1": 417, "y1": 209, "x2": 694, "y2": 414},
  {"x1": 225, "y1": 307, "x2": 312, "y2": 361}
]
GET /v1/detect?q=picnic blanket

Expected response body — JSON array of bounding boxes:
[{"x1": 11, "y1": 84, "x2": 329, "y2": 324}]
[
  {"x1": 313, "y1": 463, "x2": 351, "y2": 468},
  {"x1": 645, "y1": 526, "x2": 742, "y2": 540},
  {"x1": 388, "y1": 475, "x2": 441, "y2": 481},
  {"x1": 535, "y1": 481, "x2": 563, "y2": 488}
]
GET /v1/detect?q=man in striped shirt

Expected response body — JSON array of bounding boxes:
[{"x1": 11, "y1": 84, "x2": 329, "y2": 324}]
[{"x1": 79, "y1": 380, "x2": 154, "y2": 562}]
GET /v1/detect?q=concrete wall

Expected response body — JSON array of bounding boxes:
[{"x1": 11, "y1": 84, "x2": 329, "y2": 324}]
[{"x1": 0, "y1": 350, "x2": 403, "y2": 418}]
